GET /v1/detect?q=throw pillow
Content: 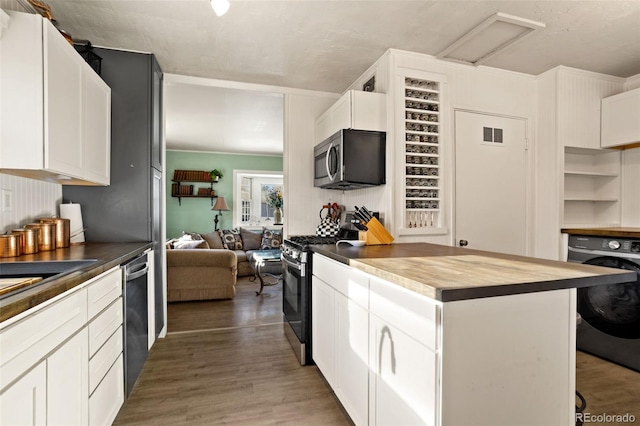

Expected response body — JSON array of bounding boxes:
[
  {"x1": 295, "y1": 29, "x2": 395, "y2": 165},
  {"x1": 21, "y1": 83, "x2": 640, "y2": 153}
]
[
  {"x1": 219, "y1": 228, "x2": 243, "y2": 250},
  {"x1": 240, "y1": 227, "x2": 262, "y2": 251},
  {"x1": 201, "y1": 230, "x2": 224, "y2": 249},
  {"x1": 172, "y1": 234, "x2": 207, "y2": 249},
  {"x1": 261, "y1": 227, "x2": 282, "y2": 250}
]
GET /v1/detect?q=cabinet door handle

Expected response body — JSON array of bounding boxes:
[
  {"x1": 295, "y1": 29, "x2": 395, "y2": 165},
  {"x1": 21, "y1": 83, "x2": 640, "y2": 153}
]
[{"x1": 378, "y1": 325, "x2": 396, "y2": 375}]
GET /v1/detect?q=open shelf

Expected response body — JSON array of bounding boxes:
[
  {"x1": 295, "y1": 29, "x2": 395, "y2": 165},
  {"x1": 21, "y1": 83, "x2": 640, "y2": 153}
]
[
  {"x1": 562, "y1": 148, "x2": 621, "y2": 227},
  {"x1": 171, "y1": 169, "x2": 218, "y2": 206}
]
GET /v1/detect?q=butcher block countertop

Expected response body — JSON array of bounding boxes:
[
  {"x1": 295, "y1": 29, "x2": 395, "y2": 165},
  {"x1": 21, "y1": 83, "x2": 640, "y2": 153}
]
[
  {"x1": 561, "y1": 227, "x2": 640, "y2": 238},
  {"x1": 0, "y1": 242, "x2": 151, "y2": 323},
  {"x1": 311, "y1": 243, "x2": 635, "y2": 302}
]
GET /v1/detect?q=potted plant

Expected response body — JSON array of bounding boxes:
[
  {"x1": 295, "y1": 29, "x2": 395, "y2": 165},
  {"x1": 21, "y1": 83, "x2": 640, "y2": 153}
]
[
  {"x1": 266, "y1": 186, "x2": 284, "y2": 224},
  {"x1": 209, "y1": 169, "x2": 223, "y2": 182}
]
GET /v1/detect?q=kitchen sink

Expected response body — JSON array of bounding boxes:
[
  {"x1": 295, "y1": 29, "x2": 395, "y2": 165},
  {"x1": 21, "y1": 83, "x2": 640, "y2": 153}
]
[{"x1": 0, "y1": 259, "x2": 98, "y2": 279}]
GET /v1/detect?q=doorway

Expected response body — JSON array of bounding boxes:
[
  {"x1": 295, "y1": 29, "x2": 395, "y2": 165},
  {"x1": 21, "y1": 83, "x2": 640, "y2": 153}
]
[{"x1": 454, "y1": 110, "x2": 529, "y2": 255}]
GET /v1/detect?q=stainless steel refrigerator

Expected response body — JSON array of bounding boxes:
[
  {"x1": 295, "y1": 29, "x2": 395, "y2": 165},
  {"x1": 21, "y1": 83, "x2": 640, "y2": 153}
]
[{"x1": 63, "y1": 49, "x2": 164, "y2": 370}]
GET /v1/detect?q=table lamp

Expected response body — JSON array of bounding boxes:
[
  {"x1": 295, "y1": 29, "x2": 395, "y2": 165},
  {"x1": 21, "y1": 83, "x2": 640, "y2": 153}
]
[{"x1": 212, "y1": 196, "x2": 230, "y2": 231}]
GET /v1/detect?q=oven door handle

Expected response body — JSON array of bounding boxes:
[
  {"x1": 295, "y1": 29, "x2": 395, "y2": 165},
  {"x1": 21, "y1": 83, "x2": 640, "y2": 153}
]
[{"x1": 281, "y1": 255, "x2": 305, "y2": 276}]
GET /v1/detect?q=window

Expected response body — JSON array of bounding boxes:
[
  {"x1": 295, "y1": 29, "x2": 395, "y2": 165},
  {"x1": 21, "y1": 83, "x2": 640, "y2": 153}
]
[{"x1": 233, "y1": 170, "x2": 283, "y2": 227}]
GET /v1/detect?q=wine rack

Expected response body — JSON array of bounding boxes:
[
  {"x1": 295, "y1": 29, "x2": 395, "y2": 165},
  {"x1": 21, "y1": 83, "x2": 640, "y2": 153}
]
[{"x1": 402, "y1": 76, "x2": 442, "y2": 231}]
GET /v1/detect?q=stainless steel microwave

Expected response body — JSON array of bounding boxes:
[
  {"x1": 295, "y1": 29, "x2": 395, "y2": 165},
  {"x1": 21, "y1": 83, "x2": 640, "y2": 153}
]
[{"x1": 313, "y1": 129, "x2": 386, "y2": 190}]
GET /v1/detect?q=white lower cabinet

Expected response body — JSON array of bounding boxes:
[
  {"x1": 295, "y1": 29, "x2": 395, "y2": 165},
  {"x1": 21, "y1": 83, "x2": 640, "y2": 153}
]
[
  {"x1": 0, "y1": 267, "x2": 124, "y2": 426},
  {"x1": 312, "y1": 254, "x2": 441, "y2": 426},
  {"x1": 90, "y1": 353, "x2": 124, "y2": 426},
  {"x1": 0, "y1": 362, "x2": 46, "y2": 426},
  {"x1": 369, "y1": 313, "x2": 438, "y2": 426},
  {"x1": 312, "y1": 255, "x2": 369, "y2": 425},
  {"x1": 48, "y1": 328, "x2": 89, "y2": 425},
  {"x1": 335, "y1": 294, "x2": 369, "y2": 426},
  {"x1": 0, "y1": 294, "x2": 89, "y2": 426},
  {"x1": 311, "y1": 276, "x2": 336, "y2": 387}
]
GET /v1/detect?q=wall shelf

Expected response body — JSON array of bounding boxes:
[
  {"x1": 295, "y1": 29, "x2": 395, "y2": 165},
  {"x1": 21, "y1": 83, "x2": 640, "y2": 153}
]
[
  {"x1": 171, "y1": 169, "x2": 217, "y2": 206},
  {"x1": 562, "y1": 148, "x2": 621, "y2": 227}
]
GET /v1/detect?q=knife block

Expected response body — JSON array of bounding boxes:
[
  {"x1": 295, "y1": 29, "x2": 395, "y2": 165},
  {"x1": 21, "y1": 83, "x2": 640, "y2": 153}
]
[{"x1": 359, "y1": 217, "x2": 394, "y2": 245}]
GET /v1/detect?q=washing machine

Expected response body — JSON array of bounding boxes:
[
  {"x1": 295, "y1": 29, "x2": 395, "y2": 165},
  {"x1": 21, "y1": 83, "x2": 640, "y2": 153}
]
[{"x1": 567, "y1": 234, "x2": 640, "y2": 372}]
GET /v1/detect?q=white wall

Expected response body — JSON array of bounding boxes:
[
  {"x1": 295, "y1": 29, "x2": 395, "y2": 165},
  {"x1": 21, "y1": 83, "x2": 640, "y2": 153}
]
[
  {"x1": 341, "y1": 49, "x2": 537, "y2": 249},
  {"x1": 621, "y1": 148, "x2": 640, "y2": 227},
  {"x1": 0, "y1": 173, "x2": 61, "y2": 231},
  {"x1": 621, "y1": 74, "x2": 640, "y2": 227},
  {"x1": 535, "y1": 70, "x2": 562, "y2": 259},
  {"x1": 283, "y1": 92, "x2": 339, "y2": 236}
]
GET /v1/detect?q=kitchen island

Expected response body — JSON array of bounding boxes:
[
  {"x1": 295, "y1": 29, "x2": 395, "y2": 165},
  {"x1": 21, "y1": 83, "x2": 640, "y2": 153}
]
[{"x1": 309, "y1": 243, "x2": 635, "y2": 426}]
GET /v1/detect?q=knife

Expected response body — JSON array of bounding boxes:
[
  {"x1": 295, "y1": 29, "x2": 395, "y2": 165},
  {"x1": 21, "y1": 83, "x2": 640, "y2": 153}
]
[
  {"x1": 354, "y1": 207, "x2": 369, "y2": 223},
  {"x1": 361, "y1": 206, "x2": 374, "y2": 221}
]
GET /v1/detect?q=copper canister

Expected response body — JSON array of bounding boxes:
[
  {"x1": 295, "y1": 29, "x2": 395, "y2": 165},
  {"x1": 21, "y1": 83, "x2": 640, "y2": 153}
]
[
  {"x1": 0, "y1": 234, "x2": 21, "y2": 257},
  {"x1": 10, "y1": 228, "x2": 39, "y2": 255},
  {"x1": 25, "y1": 222, "x2": 56, "y2": 251},
  {"x1": 38, "y1": 217, "x2": 70, "y2": 248}
]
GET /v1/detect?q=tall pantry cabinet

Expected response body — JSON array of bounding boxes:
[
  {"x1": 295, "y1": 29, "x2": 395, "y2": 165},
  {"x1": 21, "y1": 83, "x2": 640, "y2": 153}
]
[
  {"x1": 536, "y1": 66, "x2": 624, "y2": 259},
  {"x1": 63, "y1": 49, "x2": 165, "y2": 338}
]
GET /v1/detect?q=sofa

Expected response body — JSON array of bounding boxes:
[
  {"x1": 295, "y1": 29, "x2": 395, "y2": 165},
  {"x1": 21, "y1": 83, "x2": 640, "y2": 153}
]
[
  {"x1": 166, "y1": 227, "x2": 282, "y2": 302},
  {"x1": 166, "y1": 249, "x2": 237, "y2": 302}
]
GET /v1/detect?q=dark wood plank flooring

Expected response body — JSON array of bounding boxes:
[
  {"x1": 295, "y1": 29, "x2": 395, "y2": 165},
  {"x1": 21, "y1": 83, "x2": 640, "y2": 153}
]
[
  {"x1": 114, "y1": 277, "x2": 639, "y2": 425},
  {"x1": 576, "y1": 351, "x2": 640, "y2": 425},
  {"x1": 166, "y1": 276, "x2": 284, "y2": 333},
  {"x1": 114, "y1": 277, "x2": 352, "y2": 425}
]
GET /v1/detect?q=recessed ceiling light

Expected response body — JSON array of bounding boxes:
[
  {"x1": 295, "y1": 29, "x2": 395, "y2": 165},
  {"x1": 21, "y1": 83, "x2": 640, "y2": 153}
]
[
  {"x1": 437, "y1": 12, "x2": 545, "y2": 67},
  {"x1": 211, "y1": 0, "x2": 230, "y2": 16}
]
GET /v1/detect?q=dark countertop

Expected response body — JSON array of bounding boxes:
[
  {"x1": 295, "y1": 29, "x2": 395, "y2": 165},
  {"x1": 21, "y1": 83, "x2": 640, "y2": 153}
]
[
  {"x1": 311, "y1": 243, "x2": 636, "y2": 302},
  {"x1": 561, "y1": 227, "x2": 640, "y2": 238},
  {"x1": 0, "y1": 242, "x2": 152, "y2": 322}
]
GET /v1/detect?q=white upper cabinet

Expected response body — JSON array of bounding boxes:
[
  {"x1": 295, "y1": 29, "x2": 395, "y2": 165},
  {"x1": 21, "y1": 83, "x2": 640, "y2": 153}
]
[
  {"x1": 44, "y1": 18, "x2": 84, "y2": 179},
  {"x1": 315, "y1": 90, "x2": 386, "y2": 143},
  {"x1": 82, "y1": 64, "x2": 112, "y2": 186},
  {"x1": 601, "y1": 88, "x2": 640, "y2": 149},
  {"x1": 0, "y1": 11, "x2": 110, "y2": 186},
  {"x1": 555, "y1": 67, "x2": 623, "y2": 150}
]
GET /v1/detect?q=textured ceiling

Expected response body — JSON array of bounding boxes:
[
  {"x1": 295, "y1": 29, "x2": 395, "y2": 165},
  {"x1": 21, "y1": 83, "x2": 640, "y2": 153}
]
[
  {"x1": 44, "y1": 0, "x2": 640, "y2": 93},
  {"x1": 164, "y1": 82, "x2": 284, "y2": 154},
  {"x1": 8, "y1": 0, "x2": 638, "y2": 155}
]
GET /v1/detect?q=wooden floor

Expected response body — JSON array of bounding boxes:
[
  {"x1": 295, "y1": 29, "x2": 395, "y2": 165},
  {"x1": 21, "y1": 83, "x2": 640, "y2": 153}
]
[
  {"x1": 115, "y1": 276, "x2": 639, "y2": 425},
  {"x1": 166, "y1": 276, "x2": 284, "y2": 333},
  {"x1": 576, "y1": 351, "x2": 640, "y2": 425},
  {"x1": 113, "y1": 277, "x2": 352, "y2": 425}
]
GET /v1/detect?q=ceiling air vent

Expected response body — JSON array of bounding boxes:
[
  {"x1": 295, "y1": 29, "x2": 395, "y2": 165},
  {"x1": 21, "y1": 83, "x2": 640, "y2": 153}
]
[{"x1": 437, "y1": 12, "x2": 545, "y2": 67}]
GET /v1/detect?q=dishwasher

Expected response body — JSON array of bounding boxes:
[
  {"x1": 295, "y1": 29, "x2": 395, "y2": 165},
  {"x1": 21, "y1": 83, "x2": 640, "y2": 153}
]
[{"x1": 122, "y1": 252, "x2": 149, "y2": 397}]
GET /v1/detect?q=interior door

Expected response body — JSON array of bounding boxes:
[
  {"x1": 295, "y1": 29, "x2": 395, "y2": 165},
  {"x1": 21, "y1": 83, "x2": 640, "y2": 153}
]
[{"x1": 455, "y1": 111, "x2": 528, "y2": 255}]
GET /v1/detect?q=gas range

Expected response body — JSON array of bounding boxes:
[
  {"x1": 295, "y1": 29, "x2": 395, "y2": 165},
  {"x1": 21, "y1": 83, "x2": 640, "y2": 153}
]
[
  {"x1": 285, "y1": 235, "x2": 341, "y2": 249},
  {"x1": 282, "y1": 235, "x2": 342, "y2": 264}
]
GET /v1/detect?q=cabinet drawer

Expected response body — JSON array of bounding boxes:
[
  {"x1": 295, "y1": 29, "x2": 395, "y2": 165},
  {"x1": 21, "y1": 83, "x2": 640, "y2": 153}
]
[
  {"x1": 89, "y1": 353, "x2": 124, "y2": 426},
  {"x1": 0, "y1": 288, "x2": 87, "y2": 390},
  {"x1": 87, "y1": 267, "x2": 122, "y2": 320},
  {"x1": 88, "y1": 298, "x2": 122, "y2": 357},
  {"x1": 89, "y1": 325, "x2": 122, "y2": 395},
  {"x1": 313, "y1": 254, "x2": 369, "y2": 309},
  {"x1": 370, "y1": 276, "x2": 440, "y2": 351}
]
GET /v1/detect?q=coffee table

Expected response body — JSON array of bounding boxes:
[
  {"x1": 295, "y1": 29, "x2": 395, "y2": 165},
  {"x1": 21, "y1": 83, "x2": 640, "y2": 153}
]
[{"x1": 251, "y1": 249, "x2": 282, "y2": 295}]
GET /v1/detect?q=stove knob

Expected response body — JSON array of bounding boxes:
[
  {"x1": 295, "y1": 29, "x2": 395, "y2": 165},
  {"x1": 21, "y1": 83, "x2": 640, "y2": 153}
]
[{"x1": 608, "y1": 240, "x2": 621, "y2": 250}]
